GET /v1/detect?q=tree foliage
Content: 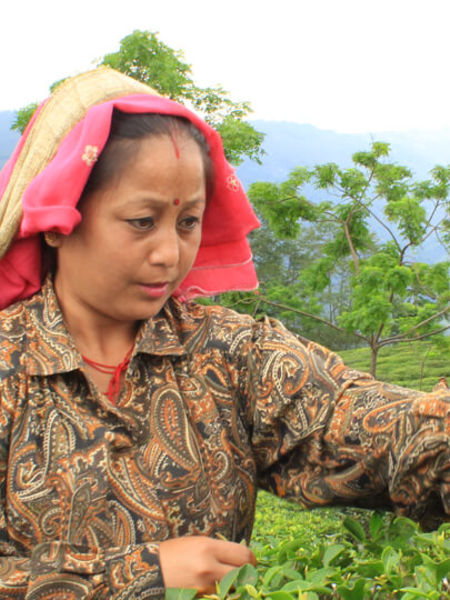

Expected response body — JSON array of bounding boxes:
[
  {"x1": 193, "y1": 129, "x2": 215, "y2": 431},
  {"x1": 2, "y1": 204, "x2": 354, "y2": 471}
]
[
  {"x1": 12, "y1": 30, "x2": 264, "y2": 166},
  {"x1": 11, "y1": 103, "x2": 38, "y2": 134},
  {"x1": 210, "y1": 218, "x2": 358, "y2": 350},
  {"x1": 248, "y1": 142, "x2": 450, "y2": 376}
]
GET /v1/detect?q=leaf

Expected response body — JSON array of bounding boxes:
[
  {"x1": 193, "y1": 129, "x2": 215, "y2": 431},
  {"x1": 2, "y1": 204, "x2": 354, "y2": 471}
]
[
  {"x1": 244, "y1": 584, "x2": 259, "y2": 598},
  {"x1": 235, "y1": 563, "x2": 259, "y2": 587},
  {"x1": 354, "y1": 559, "x2": 384, "y2": 577},
  {"x1": 381, "y1": 546, "x2": 400, "y2": 576},
  {"x1": 399, "y1": 588, "x2": 438, "y2": 599},
  {"x1": 280, "y1": 580, "x2": 310, "y2": 592},
  {"x1": 369, "y1": 511, "x2": 384, "y2": 539},
  {"x1": 281, "y1": 564, "x2": 303, "y2": 580},
  {"x1": 337, "y1": 578, "x2": 367, "y2": 600},
  {"x1": 322, "y1": 544, "x2": 345, "y2": 567},
  {"x1": 262, "y1": 565, "x2": 285, "y2": 588},
  {"x1": 436, "y1": 558, "x2": 450, "y2": 580},
  {"x1": 277, "y1": 539, "x2": 304, "y2": 563},
  {"x1": 217, "y1": 567, "x2": 241, "y2": 600},
  {"x1": 343, "y1": 517, "x2": 366, "y2": 542},
  {"x1": 265, "y1": 592, "x2": 296, "y2": 600},
  {"x1": 165, "y1": 588, "x2": 197, "y2": 600}
]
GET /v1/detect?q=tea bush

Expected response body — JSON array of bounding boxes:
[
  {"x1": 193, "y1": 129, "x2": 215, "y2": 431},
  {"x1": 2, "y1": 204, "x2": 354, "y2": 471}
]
[{"x1": 166, "y1": 492, "x2": 450, "y2": 599}]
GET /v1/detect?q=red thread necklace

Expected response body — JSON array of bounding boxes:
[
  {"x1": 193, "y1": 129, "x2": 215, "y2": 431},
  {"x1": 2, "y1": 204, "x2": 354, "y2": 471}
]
[{"x1": 82, "y1": 346, "x2": 134, "y2": 403}]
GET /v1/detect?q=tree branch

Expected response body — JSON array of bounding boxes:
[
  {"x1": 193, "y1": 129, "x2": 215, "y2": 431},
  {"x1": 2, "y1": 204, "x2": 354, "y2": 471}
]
[
  {"x1": 257, "y1": 295, "x2": 368, "y2": 342},
  {"x1": 343, "y1": 220, "x2": 360, "y2": 275},
  {"x1": 379, "y1": 325, "x2": 449, "y2": 347},
  {"x1": 423, "y1": 198, "x2": 441, "y2": 230},
  {"x1": 381, "y1": 306, "x2": 449, "y2": 343},
  {"x1": 351, "y1": 195, "x2": 403, "y2": 253}
]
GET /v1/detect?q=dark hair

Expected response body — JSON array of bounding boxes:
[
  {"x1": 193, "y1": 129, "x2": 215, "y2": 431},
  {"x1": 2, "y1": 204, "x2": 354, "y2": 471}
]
[{"x1": 82, "y1": 110, "x2": 214, "y2": 199}]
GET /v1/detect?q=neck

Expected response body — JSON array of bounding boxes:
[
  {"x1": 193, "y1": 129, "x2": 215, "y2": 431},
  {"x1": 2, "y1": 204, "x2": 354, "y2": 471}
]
[{"x1": 54, "y1": 282, "x2": 139, "y2": 362}]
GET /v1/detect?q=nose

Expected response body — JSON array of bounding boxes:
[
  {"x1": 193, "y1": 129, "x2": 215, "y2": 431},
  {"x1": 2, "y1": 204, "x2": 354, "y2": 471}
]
[{"x1": 147, "y1": 226, "x2": 180, "y2": 268}]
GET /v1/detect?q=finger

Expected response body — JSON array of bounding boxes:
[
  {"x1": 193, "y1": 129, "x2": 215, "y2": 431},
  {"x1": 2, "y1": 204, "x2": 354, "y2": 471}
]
[{"x1": 212, "y1": 539, "x2": 257, "y2": 567}]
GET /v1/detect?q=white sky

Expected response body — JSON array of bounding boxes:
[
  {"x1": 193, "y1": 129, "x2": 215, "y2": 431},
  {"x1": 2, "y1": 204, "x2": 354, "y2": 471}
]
[{"x1": 2, "y1": 0, "x2": 450, "y2": 133}]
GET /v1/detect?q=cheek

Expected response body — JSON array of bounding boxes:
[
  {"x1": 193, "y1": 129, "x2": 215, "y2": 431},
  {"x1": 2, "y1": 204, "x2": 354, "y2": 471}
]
[{"x1": 185, "y1": 233, "x2": 202, "y2": 264}]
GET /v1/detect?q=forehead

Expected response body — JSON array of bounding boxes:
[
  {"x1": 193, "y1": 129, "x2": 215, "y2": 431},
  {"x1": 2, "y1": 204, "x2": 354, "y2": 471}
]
[
  {"x1": 79, "y1": 134, "x2": 207, "y2": 214},
  {"x1": 130, "y1": 134, "x2": 206, "y2": 177}
]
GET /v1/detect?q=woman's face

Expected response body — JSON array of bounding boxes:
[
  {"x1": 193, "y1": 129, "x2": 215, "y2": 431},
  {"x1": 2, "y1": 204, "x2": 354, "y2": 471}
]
[{"x1": 53, "y1": 133, "x2": 206, "y2": 325}]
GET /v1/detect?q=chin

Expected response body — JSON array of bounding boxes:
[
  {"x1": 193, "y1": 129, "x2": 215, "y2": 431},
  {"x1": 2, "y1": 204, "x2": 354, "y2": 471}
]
[{"x1": 133, "y1": 300, "x2": 169, "y2": 320}]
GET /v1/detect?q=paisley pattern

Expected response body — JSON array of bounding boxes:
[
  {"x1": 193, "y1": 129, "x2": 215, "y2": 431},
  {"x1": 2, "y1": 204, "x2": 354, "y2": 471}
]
[{"x1": 0, "y1": 279, "x2": 448, "y2": 598}]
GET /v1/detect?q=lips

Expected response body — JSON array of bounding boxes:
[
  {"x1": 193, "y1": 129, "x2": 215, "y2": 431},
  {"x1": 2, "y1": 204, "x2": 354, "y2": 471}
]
[{"x1": 140, "y1": 282, "x2": 170, "y2": 298}]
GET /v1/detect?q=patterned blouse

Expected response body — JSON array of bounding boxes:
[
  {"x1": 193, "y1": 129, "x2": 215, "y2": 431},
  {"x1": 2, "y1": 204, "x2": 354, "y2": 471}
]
[{"x1": 0, "y1": 279, "x2": 448, "y2": 599}]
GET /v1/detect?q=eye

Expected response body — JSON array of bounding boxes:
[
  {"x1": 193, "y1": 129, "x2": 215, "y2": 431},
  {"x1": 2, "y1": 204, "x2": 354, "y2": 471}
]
[
  {"x1": 127, "y1": 217, "x2": 154, "y2": 231},
  {"x1": 179, "y1": 216, "x2": 201, "y2": 231}
]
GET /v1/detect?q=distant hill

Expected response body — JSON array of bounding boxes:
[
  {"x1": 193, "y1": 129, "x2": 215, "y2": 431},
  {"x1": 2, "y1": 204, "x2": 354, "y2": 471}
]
[
  {"x1": 237, "y1": 120, "x2": 450, "y2": 188},
  {"x1": 0, "y1": 111, "x2": 20, "y2": 168}
]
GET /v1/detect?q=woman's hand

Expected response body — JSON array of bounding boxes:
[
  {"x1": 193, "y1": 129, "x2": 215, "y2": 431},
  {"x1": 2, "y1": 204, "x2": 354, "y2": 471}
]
[{"x1": 159, "y1": 535, "x2": 257, "y2": 594}]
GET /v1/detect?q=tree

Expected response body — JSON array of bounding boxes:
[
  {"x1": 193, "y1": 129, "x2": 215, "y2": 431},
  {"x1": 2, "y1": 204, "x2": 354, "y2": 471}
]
[
  {"x1": 12, "y1": 30, "x2": 264, "y2": 166},
  {"x1": 211, "y1": 217, "x2": 359, "y2": 350},
  {"x1": 248, "y1": 142, "x2": 449, "y2": 376}
]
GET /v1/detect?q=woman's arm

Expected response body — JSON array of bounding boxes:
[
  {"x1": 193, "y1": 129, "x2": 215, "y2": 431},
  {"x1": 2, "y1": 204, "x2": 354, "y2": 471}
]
[{"x1": 241, "y1": 317, "x2": 449, "y2": 525}]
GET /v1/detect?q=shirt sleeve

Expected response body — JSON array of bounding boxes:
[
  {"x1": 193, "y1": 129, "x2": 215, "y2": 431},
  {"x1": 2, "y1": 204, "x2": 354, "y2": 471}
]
[
  {"x1": 239, "y1": 316, "x2": 450, "y2": 526},
  {"x1": 0, "y1": 379, "x2": 164, "y2": 599}
]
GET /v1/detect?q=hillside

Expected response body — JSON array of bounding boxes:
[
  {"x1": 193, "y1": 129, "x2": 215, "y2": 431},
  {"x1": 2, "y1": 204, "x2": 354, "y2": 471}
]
[{"x1": 339, "y1": 341, "x2": 449, "y2": 392}]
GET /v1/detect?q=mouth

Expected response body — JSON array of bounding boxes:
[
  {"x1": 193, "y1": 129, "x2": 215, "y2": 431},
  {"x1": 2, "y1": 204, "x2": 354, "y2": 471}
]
[{"x1": 140, "y1": 282, "x2": 171, "y2": 298}]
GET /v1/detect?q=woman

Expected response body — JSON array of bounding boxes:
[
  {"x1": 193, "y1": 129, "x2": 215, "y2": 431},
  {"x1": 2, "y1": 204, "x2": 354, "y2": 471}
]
[{"x1": 0, "y1": 68, "x2": 448, "y2": 599}]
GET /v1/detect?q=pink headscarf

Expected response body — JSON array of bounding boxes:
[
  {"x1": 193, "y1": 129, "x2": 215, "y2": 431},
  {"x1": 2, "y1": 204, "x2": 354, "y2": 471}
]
[{"x1": 0, "y1": 87, "x2": 260, "y2": 309}]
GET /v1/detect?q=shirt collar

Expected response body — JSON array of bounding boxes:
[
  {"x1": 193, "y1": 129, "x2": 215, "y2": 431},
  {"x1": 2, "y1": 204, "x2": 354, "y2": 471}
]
[
  {"x1": 134, "y1": 298, "x2": 187, "y2": 358},
  {"x1": 24, "y1": 278, "x2": 187, "y2": 376}
]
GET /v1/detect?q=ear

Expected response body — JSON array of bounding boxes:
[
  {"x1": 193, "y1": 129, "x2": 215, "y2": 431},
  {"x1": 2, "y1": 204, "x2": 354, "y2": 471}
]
[{"x1": 44, "y1": 232, "x2": 63, "y2": 248}]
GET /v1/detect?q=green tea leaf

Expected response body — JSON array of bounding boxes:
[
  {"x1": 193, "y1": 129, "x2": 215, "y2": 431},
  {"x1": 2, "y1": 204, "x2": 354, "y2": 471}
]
[
  {"x1": 304, "y1": 567, "x2": 336, "y2": 584},
  {"x1": 277, "y1": 539, "x2": 304, "y2": 563},
  {"x1": 281, "y1": 565, "x2": 303, "y2": 580},
  {"x1": 262, "y1": 564, "x2": 285, "y2": 588},
  {"x1": 165, "y1": 588, "x2": 197, "y2": 600},
  {"x1": 236, "y1": 563, "x2": 259, "y2": 587},
  {"x1": 322, "y1": 544, "x2": 345, "y2": 567},
  {"x1": 217, "y1": 566, "x2": 240, "y2": 599},
  {"x1": 399, "y1": 588, "x2": 439, "y2": 599},
  {"x1": 280, "y1": 580, "x2": 310, "y2": 592},
  {"x1": 337, "y1": 578, "x2": 367, "y2": 600},
  {"x1": 244, "y1": 584, "x2": 259, "y2": 598},
  {"x1": 369, "y1": 511, "x2": 384, "y2": 539},
  {"x1": 435, "y1": 558, "x2": 450, "y2": 581},
  {"x1": 354, "y1": 558, "x2": 384, "y2": 577},
  {"x1": 381, "y1": 546, "x2": 400, "y2": 576},
  {"x1": 343, "y1": 517, "x2": 366, "y2": 542},
  {"x1": 265, "y1": 591, "x2": 295, "y2": 600}
]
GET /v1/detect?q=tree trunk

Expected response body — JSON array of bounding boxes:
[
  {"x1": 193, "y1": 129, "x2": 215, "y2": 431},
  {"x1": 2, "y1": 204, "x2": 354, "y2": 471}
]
[{"x1": 370, "y1": 345, "x2": 378, "y2": 378}]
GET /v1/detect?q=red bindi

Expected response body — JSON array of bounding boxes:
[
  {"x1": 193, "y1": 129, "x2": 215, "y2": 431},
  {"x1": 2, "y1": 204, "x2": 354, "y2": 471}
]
[{"x1": 173, "y1": 198, "x2": 180, "y2": 206}]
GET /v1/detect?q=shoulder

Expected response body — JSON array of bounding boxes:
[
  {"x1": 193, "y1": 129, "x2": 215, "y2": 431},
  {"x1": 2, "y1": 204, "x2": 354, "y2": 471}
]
[
  {"x1": 170, "y1": 299, "x2": 300, "y2": 354},
  {"x1": 174, "y1": 300, "x2": 353, "y2": 368}
]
